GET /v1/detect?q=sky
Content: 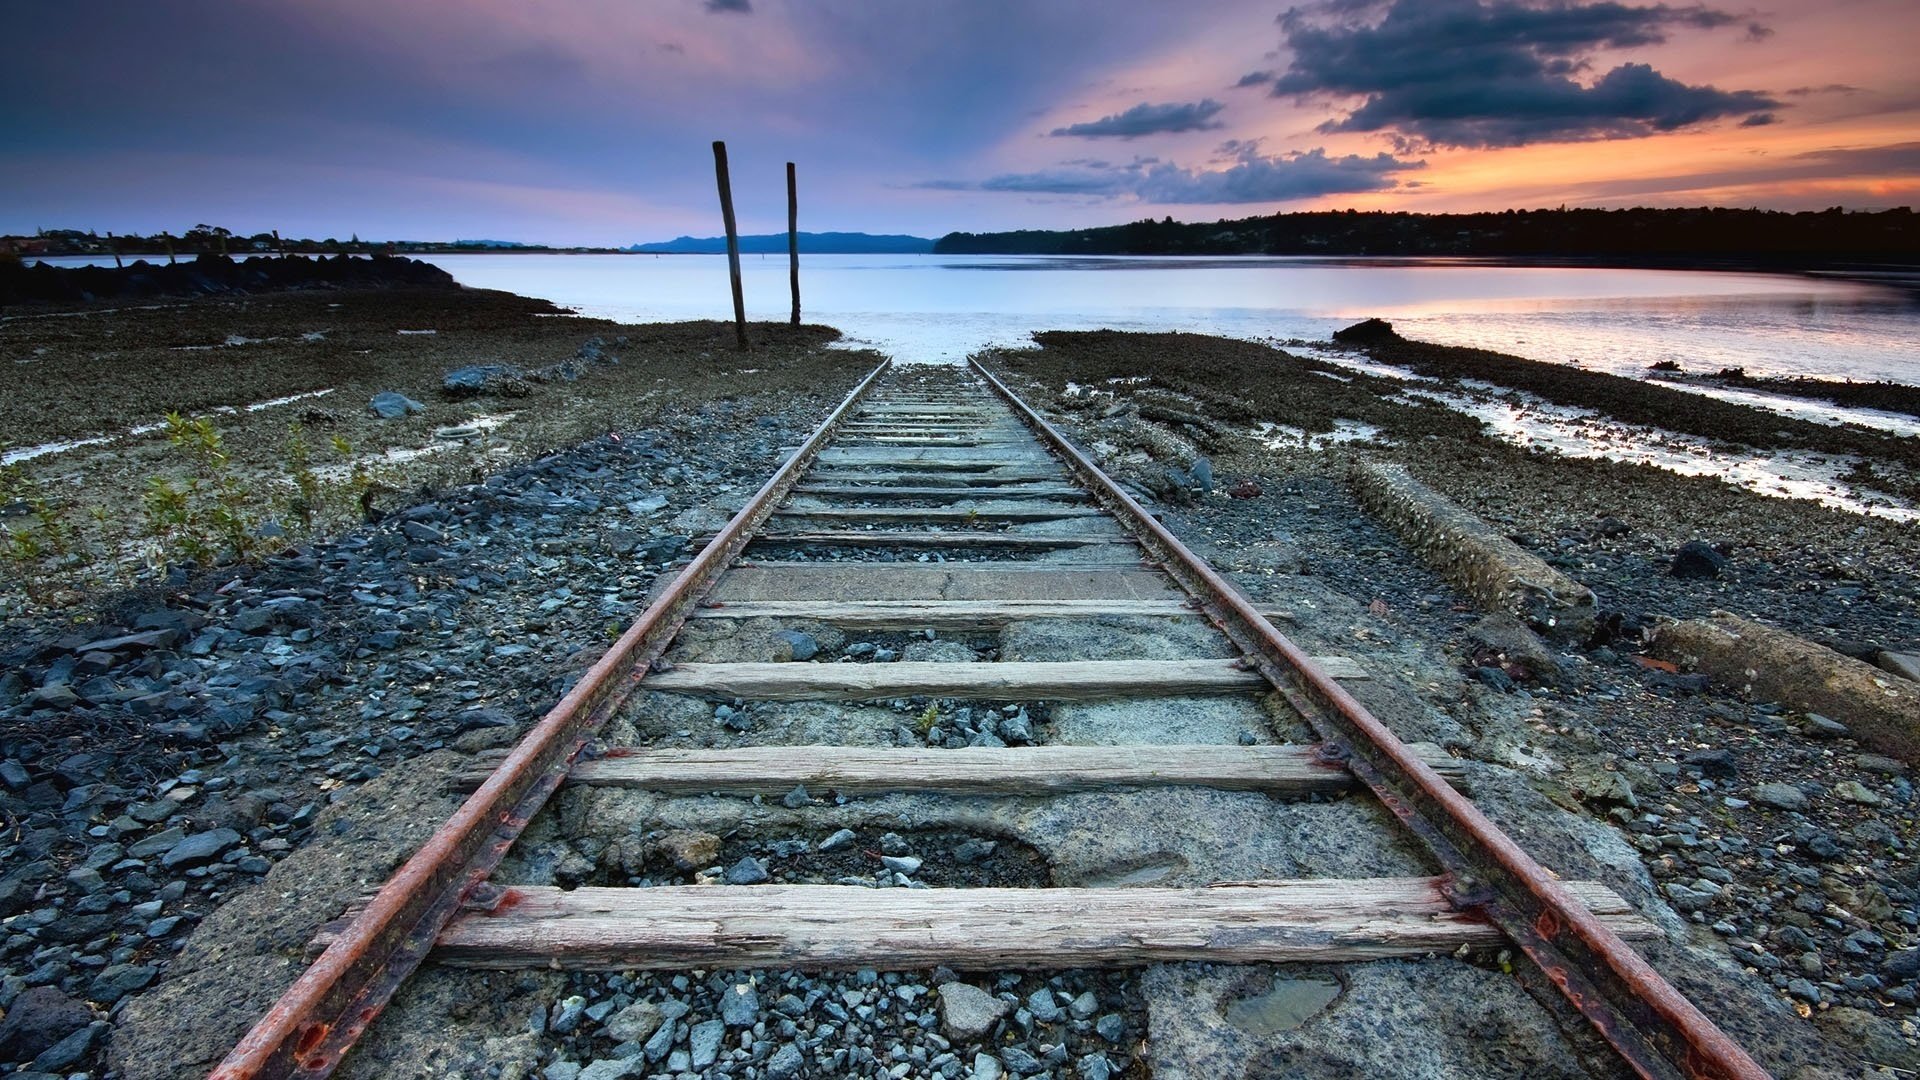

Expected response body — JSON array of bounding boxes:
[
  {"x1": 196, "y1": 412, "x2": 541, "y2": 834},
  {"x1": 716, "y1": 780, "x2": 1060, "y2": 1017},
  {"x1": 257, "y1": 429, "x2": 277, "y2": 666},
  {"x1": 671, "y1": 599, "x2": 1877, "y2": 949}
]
[{"x1": 2, "y1": 0, "x2": 1916, "y2": 245}]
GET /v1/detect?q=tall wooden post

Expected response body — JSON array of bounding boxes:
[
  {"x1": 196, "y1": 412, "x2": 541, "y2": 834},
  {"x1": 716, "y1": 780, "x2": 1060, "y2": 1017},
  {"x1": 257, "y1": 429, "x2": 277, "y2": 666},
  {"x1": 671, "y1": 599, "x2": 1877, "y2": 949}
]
[
  {"x1": 787, "y1": 162, "x2": 800, "y2": 325},
  {"x1": 107, "y1": 232, "x2": 123, "y2": 268},
  {"x1": 274, "y1": 229, "x2": 283, "y2": 257},
  {"x1": 712, "y1": 140, "x2": 748, "y2": 350},
  {"x1": 163, "y1": 232, "x2": 177, "y2": 265}
]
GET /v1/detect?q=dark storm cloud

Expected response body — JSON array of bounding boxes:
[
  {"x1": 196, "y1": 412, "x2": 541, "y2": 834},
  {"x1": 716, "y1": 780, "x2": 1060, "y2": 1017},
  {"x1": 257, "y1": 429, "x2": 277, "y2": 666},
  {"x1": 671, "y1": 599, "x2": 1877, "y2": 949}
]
[
  {"x1": 1269, "y1": 0, "x2": 1780, "y2": 147},
  {"x1": 704, "y1": 0, "x2": 752, "y2": 13},
  {"x1": 1049, "y1": 99, "x2": 1228, "y2": 138},
  {"x1": 916, "y1": 146, "x2": 1423, "y2": 203}
]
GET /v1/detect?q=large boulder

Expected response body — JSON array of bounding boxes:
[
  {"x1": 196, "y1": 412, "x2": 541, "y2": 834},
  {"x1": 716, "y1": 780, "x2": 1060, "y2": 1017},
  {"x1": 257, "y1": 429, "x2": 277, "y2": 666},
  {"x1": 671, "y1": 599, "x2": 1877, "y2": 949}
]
[
  {"x1": 441, "y1": 365, "x2": 529, "y2": 399},
  {"x1": 1332, "y1": 318, "x2": 1400, "y2": 346}
]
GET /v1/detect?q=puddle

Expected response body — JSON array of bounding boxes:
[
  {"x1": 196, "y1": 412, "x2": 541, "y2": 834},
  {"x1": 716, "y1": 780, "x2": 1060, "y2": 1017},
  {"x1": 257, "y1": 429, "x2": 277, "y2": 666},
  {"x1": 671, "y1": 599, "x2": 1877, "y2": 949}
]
[
  {"x1": 396, "y1": 328, "x2": 437, "y2": 335},
  {"x1": 1252, "y1": 419, "x2": 1380, "y2": 451},
  {"x1": 2, "y1": 389, "x2": 337, "y2": 465},
  {"x1": 1223, "y1": 976, "x2": 1343, "y2": 1035},
  {"x1": 1397, "y1": 385, "x2": 1919, "y2": 522}
]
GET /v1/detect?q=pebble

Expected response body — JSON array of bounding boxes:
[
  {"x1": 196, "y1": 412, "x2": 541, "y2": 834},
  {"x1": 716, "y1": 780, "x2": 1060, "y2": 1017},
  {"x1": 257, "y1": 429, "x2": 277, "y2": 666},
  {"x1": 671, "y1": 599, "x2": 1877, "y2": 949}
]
[
  {"x1": 720, "y1": 981, "x2": 762, "y2": 1026},
  {"x1": 937, "y1": 982, "x2": 1010, "y2": 1040},
  {"x1": 1751, "y1": 782, "x2": 1809, "y2": 811}
]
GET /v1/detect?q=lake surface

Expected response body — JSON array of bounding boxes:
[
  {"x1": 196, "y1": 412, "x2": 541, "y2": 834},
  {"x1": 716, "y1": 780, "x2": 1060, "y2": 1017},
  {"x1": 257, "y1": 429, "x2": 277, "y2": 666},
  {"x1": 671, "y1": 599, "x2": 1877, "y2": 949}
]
[
  {"x1": 393, "y1": 253, "x2": 1919, "y2": 386},
  {"x1": 32, "y1": 252, "x2": 1917, "y2": 384}
]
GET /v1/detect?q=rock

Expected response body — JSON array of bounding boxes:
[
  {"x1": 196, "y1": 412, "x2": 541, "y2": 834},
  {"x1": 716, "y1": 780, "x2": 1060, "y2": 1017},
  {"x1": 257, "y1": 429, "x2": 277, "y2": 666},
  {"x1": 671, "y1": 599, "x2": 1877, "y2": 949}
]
[
  {"x1": 1026, "y1": 988, "x2": 1062, "y2": 1022},
  {"x1": 1001, "y1": 1045, "x2": 1043, "y2": 1073},
  {"x1": 1566, "y1": 764, "x2": 1637, "y2": 809},
  {"x1": 1228, "y1": 479, "x2": 1262, "y2": 499},
  {"x1": 1878, "y1": 651, "x2": 1920, "y2": 683},
  {"x1": 0, "y1": 986, "x2": 91, "y2": 1060},
  {"x1": 29, "y1": 1021, "x2": 103, "y2": 1073},
  {"x1": 1670, "y1": 540, "x2": 1730, "y2": 579},
  {"x1": 642, "y1": 1017, "x2": 677, "y2": 1062},
  {"x1": 1331, "y1": 318, "x2": 1399, "y2": 345},
  {"x1": 1467, "y1": 614, "x2": 1564, "y2": 684},
  {"x1": 604, "y1": 1001, "x2": 662, "y2": 1044},
  {"x1": 1883, "y1": 948, "x2": 1920, "y2": 981},
  {"x1": 972, "y1": 1053, "x2": 1005, "y2": 1080},
  {"x1": 1095, "y1": 1013, "x2": 1126, "y2": 1042},
  {"x1": 1803, "y1": 712, "x2": 1849, "y2": 738},
  {"x1": 1187, "y1": 456, "x2": 1213, "y2": 493},
  {"x1": 87, "y1": 963, "x2": 156, "y2": 1003},
  {"x1": 724, "y1": 856, "x2": 769, "y2": 885},
  {"x1": 953, "y1": 838, "x2": 996, "y2": 863},
  {"x1": 578, "y1": 1059, "x2": 634, "y2": 1080},
  {"x1": 159, "y1": 827, "x2": 243, "y2": 869},
  {"x1": 1078, "y1": 1054, "x2": 1113, "y2": 1080},
  {"x1": 819, "y1": 828, "x2": 857, "y2": 852},
  {"x1": 653, "y1": 829, "x2": 720, "y2": 870},
  {"x1": 1752, "y1": 782, "x2": 1809, "y2": 811},
  {"x1": 881, "y1": 855, "x2": 922, "y2": 875},
  {"x1": 367, "y1": 391, "x2": 425, "y2": 419},
  {"x1": 689, "y1": 1018, "x2": 725, "y2": 1068},
  {"x1": 1834, "y1": 779, "x2": 1883, "y2": 806},
  {"x1": 773, "y1": 630, "x2": 818, "y2": 662},
  {"x1": 765, "y1": 1043, "x2": 805, "y2": 1079},
  {"x1": 1068, "y1": 991, "x2": 1099, "y2": 1019},
  {"x1": 781, "y1": 784, "x2": 811, "y2": 809},
  {"x1": 1681, "y1": 748, "x2": 1737, "y2": 779},
  {"x1": 720, "y1": 981, "x2": 761, "y2": 1026},
  {"x1": 937, "y1": 982, "x2": 1009, "y2": 1040},
  {"x1": 442, "y1": 364, "x2": 528, "y2": 398},
  {"x1": 545, "y1": 1065, "x2": 582, "y2": 1080}
]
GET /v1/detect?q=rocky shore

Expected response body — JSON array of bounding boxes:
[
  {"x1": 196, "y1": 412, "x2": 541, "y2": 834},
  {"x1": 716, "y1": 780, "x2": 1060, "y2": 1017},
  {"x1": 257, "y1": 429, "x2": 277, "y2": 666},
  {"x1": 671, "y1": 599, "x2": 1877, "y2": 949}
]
[
  {"x1": 0, "y1": 253, "x2": 458, "y2": 308},
  {"x1": 0, "y1": 288, "x2": 878, "y2": 1077},
  {"x1": 988, "y1": 327, "x2": 1920, "y2": 1075}
]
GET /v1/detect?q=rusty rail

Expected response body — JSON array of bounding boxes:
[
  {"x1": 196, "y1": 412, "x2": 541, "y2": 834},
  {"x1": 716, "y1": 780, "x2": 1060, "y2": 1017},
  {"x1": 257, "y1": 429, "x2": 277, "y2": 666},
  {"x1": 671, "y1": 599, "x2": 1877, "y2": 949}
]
[
  {"x1": 209, "y1": 357, "x2": 891, "y2": 1080},
  {"x1": 968, "y1": 357, "x2": 1770, "y2": 1080}
]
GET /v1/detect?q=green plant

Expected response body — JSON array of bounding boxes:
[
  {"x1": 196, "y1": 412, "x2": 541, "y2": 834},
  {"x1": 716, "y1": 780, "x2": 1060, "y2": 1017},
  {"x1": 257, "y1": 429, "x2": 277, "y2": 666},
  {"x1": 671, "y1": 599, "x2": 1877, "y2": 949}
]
[
  {"x1": 139, "y1": 412, "x2": 261, "y2": 566},
  {"x1": 0, "y1": 451, "x2": 85, "y2": 604},
  {"x1": 914, "y1": 702, "x2": 941, "y2": 735},
  {"x1": 283, "y1": 422, "x2": 322, "y2": 533}
]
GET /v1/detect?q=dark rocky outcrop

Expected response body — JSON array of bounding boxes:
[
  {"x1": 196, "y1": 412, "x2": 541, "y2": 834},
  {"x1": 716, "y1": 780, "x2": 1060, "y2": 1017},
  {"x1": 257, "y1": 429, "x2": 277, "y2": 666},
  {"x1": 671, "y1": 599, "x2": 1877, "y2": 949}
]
[{"x1": 0, "y1": 253, "x2": 457, "y2": 308}]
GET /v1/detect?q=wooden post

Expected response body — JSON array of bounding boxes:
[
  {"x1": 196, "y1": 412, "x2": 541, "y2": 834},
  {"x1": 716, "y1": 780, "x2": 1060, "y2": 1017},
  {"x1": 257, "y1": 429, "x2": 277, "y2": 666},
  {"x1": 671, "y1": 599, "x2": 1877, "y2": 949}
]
[
  {"x1": 274, "y1": 229, "x2": 283, "y2": 257},
  {"x1": 787, "y1": 162, "x2": 800, "y2": 325},
  {"x1": 163, "y1": 232, "x2": 176, "y2": 265},
  {"x1": 711, "y1": 140, "x2": 748, "y2": 350},
  {"x1": 107, "y1": 232, "x2": 123, "y2": 269}
]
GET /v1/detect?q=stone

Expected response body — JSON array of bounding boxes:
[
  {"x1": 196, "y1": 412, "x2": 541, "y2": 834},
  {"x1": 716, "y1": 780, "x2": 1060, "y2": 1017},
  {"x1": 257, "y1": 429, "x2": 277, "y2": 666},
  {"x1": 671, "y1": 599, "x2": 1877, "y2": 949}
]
[
  {"x1": 689, "y1": 1018, "x2": 725, "y2": 1068},
  {"x1": 1670, "y1": 540, "x2": 1730, "y2": 579},
  {"x1": 881, "y1": 855, "x2": 923, "y2": 875},
  {"x1": 0, "y1": 986, "x2": 91, "y2": 1060},
  {"x1": 720, "y1": 981, "x2": 761, "y2": 1026},
  {"x1": 86, "y1": 963, "x2": 156, "y2": 1003},
  {"x1": 1466, "y1": 614, "x2": 1564, "y2": 684},
  {"x1": 1095, "y1": 1013, "x2": 1126, "y2": 1042},
  {"x1": 1834, "y1": 779, "x2": 1883, "y2": 806},
  {"x1": 1068, "y1": 990, "x2": 1099, "y2": 1019},
  {"x1": 781, "y1": 784, "x2": 811, "y2": 809},
  {"x1": 1752, "y1": 782, "x2": 1809, "y2": 811},
  {"x1": 442, "y1": 364, "x2": 527, "y2": 398},
  {"x1": 972, "y1": 1053, "x2": 1005, "y2": 1080},
  {"x1": 724, "y1": 856, "x2": 769, "y2": 885},
  {"x1": 937, "y1": 982, "x2": 1009, "y2": 1040},
  {"x1": 367, "y1": 391, "x2": 425, "y2": 419},
  {"x1": 29, "y1": 1021, "x2": 103, "y2": 1073},
  {"x1": 1682, "y1": 748, "x2": 1737, "y2": 779},
  {"x1": 773, "y1": 630, "x2": 818, "y2": 662},
  {"x1": 765, "y1": 1043, "x2": 805, "y2": 1079},
  {"x1": 653, "y1": 829, "x2": 720, "y2": 871},
  {"x1": 604, "y1": 1001, "x2": 662, "y2": 1043},
  {"x1": 819, "y1": 828, "x2": 857, "y2": 852},
  {"x1": 642, "y1": 1018, "x2": 677, "y2": 1062},
  {"x1": 159, "y1": 827, "x2": 243, "y2": 869},
  {"x1": 1001, "y1": 1045, "x2": 1044, "y2": 1073},
  {"x1": 1078, "y1": 1053, "x2": 1113, "y2": 1080},
  {"x1": 1803, "y1": 713, "x2": 1849, "y2": 738},
  {"x1": 1878, "y1": 651, "x2": 1920, "y2": 683},
  {"x1": 1332, "y1": 317, "x2": 1399, "y2": 345},
  {"x1": 578, "y1": 1059, "x2": 634, "y2": 1080}
]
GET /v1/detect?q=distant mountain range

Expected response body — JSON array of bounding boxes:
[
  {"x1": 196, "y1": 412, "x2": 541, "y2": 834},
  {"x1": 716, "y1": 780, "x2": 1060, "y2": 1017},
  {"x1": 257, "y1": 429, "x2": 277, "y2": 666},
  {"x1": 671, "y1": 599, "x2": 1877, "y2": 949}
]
[{"x1": 631, "y1": 231, "x2": 933, "y2": 254}]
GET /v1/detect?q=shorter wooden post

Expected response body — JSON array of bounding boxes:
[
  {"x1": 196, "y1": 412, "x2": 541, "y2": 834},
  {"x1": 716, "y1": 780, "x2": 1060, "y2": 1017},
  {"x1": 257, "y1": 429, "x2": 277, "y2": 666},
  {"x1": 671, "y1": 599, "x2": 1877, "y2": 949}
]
[
  {"x1": 274, "y1": 229, "x2": 283, "y2": 256},
  {"x1": 787, "y1": 162, "x2": 800, "y2": 325},
  {"x1": 712, "y1": 140, "x2": 748, "y2": 350},
  {"x1": 162, "y1": 232, "x2": 176, "y2": 265},
  {"x1": 107, "y1": 232, "x2": 123, "y2": 268}
]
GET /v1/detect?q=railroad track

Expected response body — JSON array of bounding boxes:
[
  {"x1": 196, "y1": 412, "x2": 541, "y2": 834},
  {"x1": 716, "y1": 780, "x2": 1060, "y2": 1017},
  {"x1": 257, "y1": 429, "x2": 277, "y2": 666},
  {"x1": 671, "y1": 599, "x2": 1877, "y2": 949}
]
[{"x1": 210, "y1": 360, "x2": 1769, "y2": 1079}]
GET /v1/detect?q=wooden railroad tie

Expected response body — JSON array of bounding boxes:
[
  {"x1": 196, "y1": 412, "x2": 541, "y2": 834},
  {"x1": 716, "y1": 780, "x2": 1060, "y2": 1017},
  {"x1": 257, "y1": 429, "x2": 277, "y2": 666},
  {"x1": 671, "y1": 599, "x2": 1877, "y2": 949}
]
[
  {"x1": 321, "y1": 879, "x2": 1653, "y2": 971},
  {"x1": 451, "y1": 742, "x2": 1463, "y2": 796}
]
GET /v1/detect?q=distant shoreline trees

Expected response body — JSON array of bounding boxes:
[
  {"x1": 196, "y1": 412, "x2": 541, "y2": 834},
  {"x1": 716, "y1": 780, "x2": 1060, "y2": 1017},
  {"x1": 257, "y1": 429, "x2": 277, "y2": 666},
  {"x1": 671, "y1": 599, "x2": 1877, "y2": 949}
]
[{"x1": 933, "y1": 206, "x2": 1919, "y2": 263}]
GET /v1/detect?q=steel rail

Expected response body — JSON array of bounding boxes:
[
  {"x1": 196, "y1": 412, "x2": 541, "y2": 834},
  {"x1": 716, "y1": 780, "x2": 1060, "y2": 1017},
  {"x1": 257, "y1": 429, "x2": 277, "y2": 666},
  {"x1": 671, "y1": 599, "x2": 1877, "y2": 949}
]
[
  {"x1": 968, "y1": 357, "x2": 1770, "y2": 1080},
  {"x1": 209, "y1": 357, "x2": 892, "y2": 1080}
]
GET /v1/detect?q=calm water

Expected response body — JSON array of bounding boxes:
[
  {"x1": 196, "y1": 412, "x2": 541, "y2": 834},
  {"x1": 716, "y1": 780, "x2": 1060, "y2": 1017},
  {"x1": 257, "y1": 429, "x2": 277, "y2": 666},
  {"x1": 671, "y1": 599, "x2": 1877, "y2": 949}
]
[
  {"x1": 32, "y1": 252, "x2": 1917, "y2": 384},
  {"x1": 390, "y1": 253, "x2": 1920, "y2": 385}
]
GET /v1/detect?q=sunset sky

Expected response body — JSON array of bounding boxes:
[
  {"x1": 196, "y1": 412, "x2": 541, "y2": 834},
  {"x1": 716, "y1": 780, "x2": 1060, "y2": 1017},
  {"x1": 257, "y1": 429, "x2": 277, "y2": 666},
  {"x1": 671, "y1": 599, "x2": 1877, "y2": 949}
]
[{"x1": 2, "y1": 0, "x2": 1916, "y2": 244}]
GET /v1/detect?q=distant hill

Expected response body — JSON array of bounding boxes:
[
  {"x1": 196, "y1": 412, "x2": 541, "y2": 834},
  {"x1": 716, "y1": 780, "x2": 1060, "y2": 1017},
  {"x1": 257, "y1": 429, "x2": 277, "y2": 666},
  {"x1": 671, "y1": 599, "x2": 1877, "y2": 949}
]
[{"x1": 631, "y1": 231, "x2": 933, "y2": 254}]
